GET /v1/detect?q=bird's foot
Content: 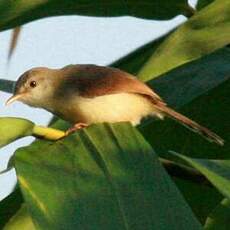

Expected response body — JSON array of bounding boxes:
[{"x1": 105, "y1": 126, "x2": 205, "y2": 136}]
[{"x1": 65, "y1": 123, "x2": 88, "y2": 136}]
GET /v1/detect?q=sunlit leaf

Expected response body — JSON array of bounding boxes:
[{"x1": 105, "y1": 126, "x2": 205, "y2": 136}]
[
  {"x1": 0, "y1": 118, "x2": 34, "y2": 148},
  {"x1": 138, "y1": 0, "x2": 230, "y2": 81}
]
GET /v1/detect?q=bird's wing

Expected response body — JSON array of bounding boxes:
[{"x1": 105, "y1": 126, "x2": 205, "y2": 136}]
[{"x1": 60, "y1": 64, "x2": 165, "y2": 104}]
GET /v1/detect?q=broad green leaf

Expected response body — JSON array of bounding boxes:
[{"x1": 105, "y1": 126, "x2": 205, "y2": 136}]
[
  {"x1": 138, "y1": 0, "x2": 230, "y2": 81},
  {"x1": 141, "y1": 48, "x2": 230, "y2": 159},
  {"x1": 0, "y1": 0, "x2": 192, "y2": 32},
  {"x1": 204, "y1": 198, "x2": 230, "y2": 230},
  {"x1": 0, "y1": 80, "x2": 14, "y2": 93},
  {"x1": 0, "y1": 118, "x2": 34, "y2": 148},
  {"x1": 0, "y1": 187, "x2": 24, "y2": 229},
  {"x1": 170, "y1": 152, "x2": 230, "y2": 200},
  {"x1": 3, "y1": 204, "x2": 35, "y2": 230},
  {"x1": 14, "y1": 122, "x2": 201, "y2": 229}
]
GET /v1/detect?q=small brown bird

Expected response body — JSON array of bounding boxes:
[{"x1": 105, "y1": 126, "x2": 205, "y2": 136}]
[{"x1": 6, "y1": 64, "x2": 224, "y2": 145}]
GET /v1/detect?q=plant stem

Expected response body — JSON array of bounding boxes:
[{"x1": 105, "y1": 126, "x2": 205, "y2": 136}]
[{"x1": 32, "y1": 125, "x2": 65, "y2": 140}]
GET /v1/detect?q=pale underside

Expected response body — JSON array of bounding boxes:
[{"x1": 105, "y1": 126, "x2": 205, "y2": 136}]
[{"x1": 53, "y1": 93, "x2": 164, "y2": 125}]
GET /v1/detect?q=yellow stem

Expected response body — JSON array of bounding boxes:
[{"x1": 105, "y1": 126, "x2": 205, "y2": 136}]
[{"x1": 32, "y1": 125, "x2": 65, "y2": 141}]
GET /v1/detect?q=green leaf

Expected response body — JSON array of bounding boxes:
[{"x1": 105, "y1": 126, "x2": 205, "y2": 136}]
[
  {"x1": 3, "y1": 204, "x2": 35, "y2": 230},
  {"x1": 0, "y1": 187, "x2": 24, "y2": 229},
  {"x1": 141, "y1": 48, "x2": 230, "y2": 159},
  {"x1": 138, "y1": 0, "x2": 230, "y2": 81},
  {"x1": 169, "y1": 151, "x2": 230, "y2": 200},
  {"x1": 0, "y1": 118, "x2": 34, "y2": 148},
  {"x1": 14, "y1": 122, "x2": 201, "y2": 229},
  {"x1": 204, "y1": 198, "x2": 230, "y2": 230},
  {"x1": 0, "y1": 79, "x2": 14, "y2": 93},
  {"x1": 0, "y1": 0, "x2": 191, "y2": 32}
]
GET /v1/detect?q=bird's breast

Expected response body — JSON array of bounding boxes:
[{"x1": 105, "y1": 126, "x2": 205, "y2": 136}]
[{"x1": 54, "y1": 93, "x2": 163, "y2": 125}]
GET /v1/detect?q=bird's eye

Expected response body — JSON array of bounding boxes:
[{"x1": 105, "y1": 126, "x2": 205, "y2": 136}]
[{"x1": 29, "y1": 81, "x2": 37, "y2": 88}]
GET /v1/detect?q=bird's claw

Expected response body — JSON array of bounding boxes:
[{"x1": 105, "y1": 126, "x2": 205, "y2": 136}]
[{"x1": 65, "y1": 123, "x2": 88, "y2": 136}]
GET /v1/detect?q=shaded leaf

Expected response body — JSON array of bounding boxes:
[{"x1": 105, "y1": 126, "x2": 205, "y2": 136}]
[
  {"x1": 138, "y1": 0, "x2": 230, "y2": 81},
  {"x1": 15, "y1": 122, "x2": 201, "y2": 229},
  {"x1": 204, "y1": 198, "x2": 230, "y2": 230},
  {"x1": 0, "y1": 187, "x2": 24, "y2": 229},
  {"x1": 0, "y1": 0, "x2": 191, "y2": 32},
  {"x1": 3, "y1": 204, "x2": 35, "y2": 230},
  {"x1": 0, "y1": 118, "x2": 34, "y2": 148},
  {"x1": 170, "y1": 151, "x2": 230, "y2": 200}
]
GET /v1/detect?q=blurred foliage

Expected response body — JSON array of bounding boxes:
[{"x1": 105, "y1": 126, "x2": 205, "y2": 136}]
[{"x1": 0, "y1": 0, "x2": 192, "y2": 32}]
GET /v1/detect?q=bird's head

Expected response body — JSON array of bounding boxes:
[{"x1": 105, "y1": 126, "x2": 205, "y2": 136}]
[{"x1": 6, "y1": 67, "x2": 59, "y2": 108}]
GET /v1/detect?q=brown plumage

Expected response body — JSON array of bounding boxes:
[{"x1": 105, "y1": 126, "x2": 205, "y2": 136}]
[
  {"x1": 57, "y1": 65, "x2": 162, "y2": 100},
  {"x1": 6, "y1": 64, "x2": 224, "y2": 145}
]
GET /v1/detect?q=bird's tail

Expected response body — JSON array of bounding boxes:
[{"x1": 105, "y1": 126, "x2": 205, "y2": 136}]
[{"x1": 155, "y1": 104, "x2": 224, "y2": 146}]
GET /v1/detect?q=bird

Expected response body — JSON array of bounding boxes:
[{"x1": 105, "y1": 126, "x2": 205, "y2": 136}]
[{"x1": 6, "y1": 64, "x2": 224, "y2": 145}]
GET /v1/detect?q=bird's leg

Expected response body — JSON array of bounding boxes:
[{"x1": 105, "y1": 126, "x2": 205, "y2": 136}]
[{"x1": 65, "y1": 122, "x2": 88, "y2": 136}]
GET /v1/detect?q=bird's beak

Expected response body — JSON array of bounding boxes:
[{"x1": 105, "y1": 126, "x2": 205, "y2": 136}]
[{"x1": 5, "y1": 94, "x2": 24, "y2": 106}]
